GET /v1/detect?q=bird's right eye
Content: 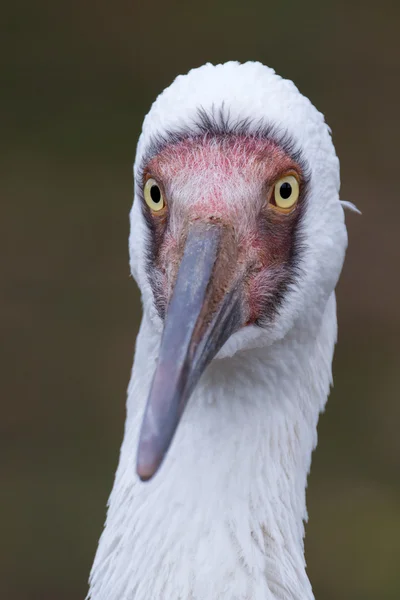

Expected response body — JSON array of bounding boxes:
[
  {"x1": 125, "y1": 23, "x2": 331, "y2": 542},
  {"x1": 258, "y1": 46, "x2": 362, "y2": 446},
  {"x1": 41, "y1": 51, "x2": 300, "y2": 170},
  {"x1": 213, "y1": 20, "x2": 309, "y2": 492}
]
[{"x1": 144, "y1": 178, "x2": 165, "y2": 212}]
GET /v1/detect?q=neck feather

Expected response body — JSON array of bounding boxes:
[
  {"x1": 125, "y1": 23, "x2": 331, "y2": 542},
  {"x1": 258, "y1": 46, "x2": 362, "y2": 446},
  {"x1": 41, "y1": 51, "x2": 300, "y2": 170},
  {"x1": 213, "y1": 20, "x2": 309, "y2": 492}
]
[{"x1": 88, "y1": 294, "x2": 337, "y2": 600}]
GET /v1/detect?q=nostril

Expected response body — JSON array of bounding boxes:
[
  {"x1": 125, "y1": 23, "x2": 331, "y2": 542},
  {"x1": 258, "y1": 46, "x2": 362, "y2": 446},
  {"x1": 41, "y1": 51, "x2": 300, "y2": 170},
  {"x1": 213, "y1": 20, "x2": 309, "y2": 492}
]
[
  {"x1": 249, "y1": 260, "x2": 263, "y2": 274},
  {"x1": 206, "y1": 215, "x2": 222, "y2": 224}
]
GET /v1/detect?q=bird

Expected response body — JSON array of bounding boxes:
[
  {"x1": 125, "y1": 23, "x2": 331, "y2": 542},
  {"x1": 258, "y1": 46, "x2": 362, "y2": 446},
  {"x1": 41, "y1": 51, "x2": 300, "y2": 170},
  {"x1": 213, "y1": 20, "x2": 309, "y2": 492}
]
[{"x1": 87, "y1": 61, "x2": 353, "y2": 600}]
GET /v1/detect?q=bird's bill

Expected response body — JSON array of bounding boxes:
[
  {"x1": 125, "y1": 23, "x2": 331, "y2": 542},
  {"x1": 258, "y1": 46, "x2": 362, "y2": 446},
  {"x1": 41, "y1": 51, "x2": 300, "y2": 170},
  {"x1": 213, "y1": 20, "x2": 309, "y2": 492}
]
[{"x1": 136, "y1": 222, "x2": 243, "y2": 481}]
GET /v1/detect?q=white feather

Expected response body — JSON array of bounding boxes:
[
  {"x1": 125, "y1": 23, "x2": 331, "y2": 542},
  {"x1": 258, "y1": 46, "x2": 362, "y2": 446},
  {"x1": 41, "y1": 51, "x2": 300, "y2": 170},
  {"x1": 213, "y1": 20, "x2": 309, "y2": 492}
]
[{"x1": 340, "y1": 200, "x2": 362, "y2": 214}]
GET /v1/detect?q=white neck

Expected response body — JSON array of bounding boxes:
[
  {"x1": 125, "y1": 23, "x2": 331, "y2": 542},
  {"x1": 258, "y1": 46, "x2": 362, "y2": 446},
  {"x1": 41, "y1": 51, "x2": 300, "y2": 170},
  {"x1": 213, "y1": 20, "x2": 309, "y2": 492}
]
[{"x1": 88, "y1": 293, "x2": 337, "y2": 600}]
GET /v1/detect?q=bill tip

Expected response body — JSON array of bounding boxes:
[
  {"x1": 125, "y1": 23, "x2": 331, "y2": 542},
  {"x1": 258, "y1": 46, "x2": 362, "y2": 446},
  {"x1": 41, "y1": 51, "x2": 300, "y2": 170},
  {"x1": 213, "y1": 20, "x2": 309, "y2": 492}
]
[{"x1": 136, "y1": 456, "x2": 161, "y2": 482}]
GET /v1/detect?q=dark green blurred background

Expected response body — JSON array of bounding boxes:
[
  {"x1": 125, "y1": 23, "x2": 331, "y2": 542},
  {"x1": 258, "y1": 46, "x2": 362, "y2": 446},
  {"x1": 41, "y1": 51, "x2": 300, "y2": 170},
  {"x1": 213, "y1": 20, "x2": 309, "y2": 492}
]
[{"x1": 2, "y1": 1, "x2": 399, "y2": 599}]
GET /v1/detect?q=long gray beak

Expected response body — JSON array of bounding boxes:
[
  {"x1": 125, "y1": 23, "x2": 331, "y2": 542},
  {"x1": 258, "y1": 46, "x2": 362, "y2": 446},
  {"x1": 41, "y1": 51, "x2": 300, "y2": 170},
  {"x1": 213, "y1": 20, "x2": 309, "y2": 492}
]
[{"x1": 136, "y1": 222, "x2": 243, "y2": 481}]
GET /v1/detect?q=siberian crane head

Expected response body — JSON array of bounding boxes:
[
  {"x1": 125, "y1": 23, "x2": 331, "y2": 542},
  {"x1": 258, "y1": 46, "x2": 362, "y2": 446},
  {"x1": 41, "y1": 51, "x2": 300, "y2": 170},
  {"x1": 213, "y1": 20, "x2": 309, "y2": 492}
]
[{"x1": 129, "y1": 62, "x2": 348, "y2": 481}]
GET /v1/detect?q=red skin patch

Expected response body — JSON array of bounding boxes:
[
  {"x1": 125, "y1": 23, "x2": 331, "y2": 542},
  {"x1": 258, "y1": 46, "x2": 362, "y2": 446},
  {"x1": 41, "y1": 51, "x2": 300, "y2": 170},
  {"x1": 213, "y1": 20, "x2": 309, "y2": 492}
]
[{"x1": 142, "y1": 135, "x2": 305, "y2": 324}]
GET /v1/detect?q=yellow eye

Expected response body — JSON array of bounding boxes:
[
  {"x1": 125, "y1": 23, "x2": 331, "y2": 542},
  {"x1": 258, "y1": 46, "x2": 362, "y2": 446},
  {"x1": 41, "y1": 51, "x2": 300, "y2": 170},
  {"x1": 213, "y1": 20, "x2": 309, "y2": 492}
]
[
  {"x1": 273, "y1": 175, "x2": 300, "y2": 211},
  {"x1": 144, "y1": 178, "x2": 165, "y2": 212}
]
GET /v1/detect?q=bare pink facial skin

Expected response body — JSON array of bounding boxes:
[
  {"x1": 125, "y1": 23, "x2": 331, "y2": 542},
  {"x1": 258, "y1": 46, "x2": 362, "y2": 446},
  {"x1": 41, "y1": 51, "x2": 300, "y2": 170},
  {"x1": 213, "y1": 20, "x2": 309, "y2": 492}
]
[{"x1": 142, "y1": 134, "x2": 307, "y2": 326}]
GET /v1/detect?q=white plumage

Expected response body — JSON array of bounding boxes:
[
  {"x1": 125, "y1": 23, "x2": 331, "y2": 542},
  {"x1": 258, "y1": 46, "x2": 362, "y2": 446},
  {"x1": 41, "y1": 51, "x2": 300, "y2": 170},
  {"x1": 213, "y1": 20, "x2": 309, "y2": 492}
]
[{"x1": 88, "y1": 62, "x2": 348, "y2": 600}]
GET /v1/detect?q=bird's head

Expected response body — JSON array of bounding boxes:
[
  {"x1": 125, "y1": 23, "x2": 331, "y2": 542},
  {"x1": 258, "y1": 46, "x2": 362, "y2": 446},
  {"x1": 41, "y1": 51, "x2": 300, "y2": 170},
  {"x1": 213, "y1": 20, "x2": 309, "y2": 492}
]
[{"x1": 129, "y1": 62, "x2": 348, "y2": 480}]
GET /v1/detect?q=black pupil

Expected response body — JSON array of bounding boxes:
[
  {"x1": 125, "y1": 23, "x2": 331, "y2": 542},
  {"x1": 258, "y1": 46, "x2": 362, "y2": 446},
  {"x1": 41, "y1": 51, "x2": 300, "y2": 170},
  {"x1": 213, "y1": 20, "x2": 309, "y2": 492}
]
[
  {"x1": 280, "y1": 182, "x2": 292, "y2": 200},
  {"x1": 150, "y1": 185, "x2": 161, "y2": 204}
]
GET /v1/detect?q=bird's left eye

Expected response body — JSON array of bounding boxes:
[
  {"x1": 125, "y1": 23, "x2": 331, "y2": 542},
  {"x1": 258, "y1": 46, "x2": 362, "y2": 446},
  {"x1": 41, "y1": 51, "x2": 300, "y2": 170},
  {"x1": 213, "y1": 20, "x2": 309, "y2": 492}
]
[
  {"x1": 144, "y1": 178, "x2": 165, "y2": 212},
  {"x1": 272, "y1": 175, "x2": 300, "y2": 211}
]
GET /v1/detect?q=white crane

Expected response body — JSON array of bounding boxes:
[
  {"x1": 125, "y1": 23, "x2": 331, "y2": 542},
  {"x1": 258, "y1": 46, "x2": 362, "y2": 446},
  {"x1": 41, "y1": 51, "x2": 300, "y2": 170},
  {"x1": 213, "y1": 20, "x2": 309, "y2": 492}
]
[{"x1": 88, "y1": 62, "x2": 353, "y2": 600}]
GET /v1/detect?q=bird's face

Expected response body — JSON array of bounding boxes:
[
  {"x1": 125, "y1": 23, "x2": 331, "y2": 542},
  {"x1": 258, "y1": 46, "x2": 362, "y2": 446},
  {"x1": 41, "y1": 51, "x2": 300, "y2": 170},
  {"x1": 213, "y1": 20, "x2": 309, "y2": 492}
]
[
  {"x1": 141, "y1": 134, "x2": 306, "y2": 328},
  {"x1": 135, "y1": 133, "x2": 309, "y2": 480}
]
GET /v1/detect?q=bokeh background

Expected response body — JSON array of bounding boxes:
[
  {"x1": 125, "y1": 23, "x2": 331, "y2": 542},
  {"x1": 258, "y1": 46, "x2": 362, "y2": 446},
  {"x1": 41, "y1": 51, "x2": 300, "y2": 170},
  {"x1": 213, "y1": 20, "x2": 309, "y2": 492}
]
[{"x1": 2, "y1": 1, "x2": 399, "y2": 599}]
